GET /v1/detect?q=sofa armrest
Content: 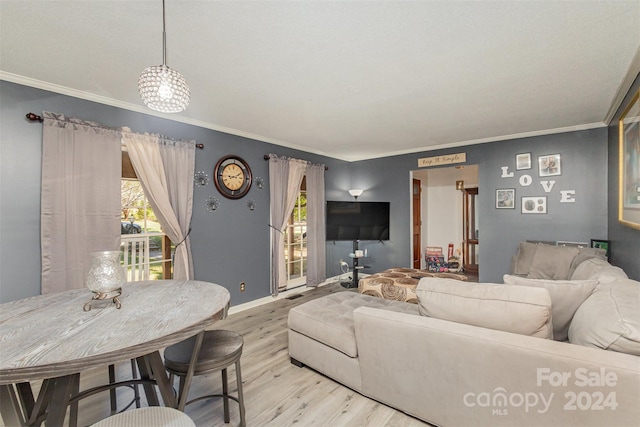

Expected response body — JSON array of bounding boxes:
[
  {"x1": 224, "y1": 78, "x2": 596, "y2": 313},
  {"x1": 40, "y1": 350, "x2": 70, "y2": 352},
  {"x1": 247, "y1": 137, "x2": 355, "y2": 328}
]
[{"x1": 353, "y1": 307, "x2": 640, "y2": 427}]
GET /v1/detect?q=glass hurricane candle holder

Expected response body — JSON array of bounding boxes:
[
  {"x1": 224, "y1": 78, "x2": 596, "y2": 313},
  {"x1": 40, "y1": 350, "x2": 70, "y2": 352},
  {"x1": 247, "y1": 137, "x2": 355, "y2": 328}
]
[{"x1": 84, "y1": 251, "x2": 125, "y2": 311}]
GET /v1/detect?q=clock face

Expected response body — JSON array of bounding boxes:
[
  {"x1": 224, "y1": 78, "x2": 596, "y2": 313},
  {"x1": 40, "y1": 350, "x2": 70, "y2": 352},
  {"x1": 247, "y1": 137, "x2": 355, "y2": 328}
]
[
  {"x1": 214, "y1": 155, "x2": 252, "y2": 199},
  {"x1": 221, "y1": 164, "x2": 244, "y2": 190}
]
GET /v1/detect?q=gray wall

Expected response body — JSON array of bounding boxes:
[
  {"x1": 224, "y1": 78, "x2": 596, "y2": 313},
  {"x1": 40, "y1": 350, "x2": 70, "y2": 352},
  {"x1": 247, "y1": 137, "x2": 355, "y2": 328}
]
[
  {"x1": 347, "y1": 129, "x2": 608, "y2": 283},
  {"x1": 0, "y1": 81, "x2": 349, "y2": 304},
  {"x1": 607, "y1": 73, "x2": 640, "y2": 280},
  {"x1": 0, "y1": 79, "x2": 621, "y2": 305}
]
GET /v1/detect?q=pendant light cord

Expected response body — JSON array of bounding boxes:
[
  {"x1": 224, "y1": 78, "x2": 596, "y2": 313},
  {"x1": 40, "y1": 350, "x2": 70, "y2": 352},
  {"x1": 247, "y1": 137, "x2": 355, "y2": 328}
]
[{"x1": 162, "y1": 0, "x2": 167, "y2": 66}]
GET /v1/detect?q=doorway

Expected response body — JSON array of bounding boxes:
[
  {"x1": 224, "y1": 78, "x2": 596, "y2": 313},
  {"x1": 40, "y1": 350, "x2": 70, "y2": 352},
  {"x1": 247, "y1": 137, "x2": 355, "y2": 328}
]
[{"x1": 410, "y1": 165, "x2": 479, "y2": 272}]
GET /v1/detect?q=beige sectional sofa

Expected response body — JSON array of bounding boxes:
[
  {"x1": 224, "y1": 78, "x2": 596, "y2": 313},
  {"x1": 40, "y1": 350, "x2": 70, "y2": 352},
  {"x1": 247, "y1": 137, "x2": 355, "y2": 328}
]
[{"x1": 288, "y1": 243, "x2": 640, "y2": 426}]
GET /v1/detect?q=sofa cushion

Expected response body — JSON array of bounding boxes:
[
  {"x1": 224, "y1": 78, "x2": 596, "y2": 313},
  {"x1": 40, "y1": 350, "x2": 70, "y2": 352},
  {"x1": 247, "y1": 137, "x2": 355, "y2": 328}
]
[
  {"x1": 287, "y1": 292, "x2": 418, "y2": 357},
  {"x1": 567, "y1": 247, "x2": 607, "y2": 277},
  {"x1": 511, "y1": 241, "x2": 539, "y2": 276},
  {"x1": 415, "y1": 278, "x2": 553, "y2": 339},
  {"x1": 527, "y1": 244, "x2": 579, "y2": 280},
  {"x1": 570, "y1": 257, "x2": 628, "y2": 283},
  {"x1": 503, "y1": 274, "x2": 597, "y2": 341},
  {"x1": 568, "y1": 279, "x2": 640, "y2": 355}
]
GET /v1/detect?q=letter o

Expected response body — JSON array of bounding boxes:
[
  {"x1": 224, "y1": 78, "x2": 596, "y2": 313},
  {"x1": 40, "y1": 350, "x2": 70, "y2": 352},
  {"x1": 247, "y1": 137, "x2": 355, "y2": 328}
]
[{"x1": 519, "y1": 175, "x2": 532, "y2": 187}]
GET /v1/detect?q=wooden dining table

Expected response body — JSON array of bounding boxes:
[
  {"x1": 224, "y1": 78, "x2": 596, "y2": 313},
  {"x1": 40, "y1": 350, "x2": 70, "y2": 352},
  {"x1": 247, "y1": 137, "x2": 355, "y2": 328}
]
[{"x1": 0, "y1": 280, "x2": 230, "y2": 426}]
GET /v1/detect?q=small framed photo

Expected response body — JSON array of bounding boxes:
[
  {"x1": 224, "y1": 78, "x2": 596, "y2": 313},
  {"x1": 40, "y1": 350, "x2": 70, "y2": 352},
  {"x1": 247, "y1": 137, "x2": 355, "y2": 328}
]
[
  {"x1": 496, "y1": 189, "x2": 515, "y2": 209},
  {"x1": 557, "y1": 241, "x2": 589, "y2": 248},
  {"x1": 591, "y1": 239, "x2": 611, "y2": 260},
  {"x1": 516, "y1": 153, "x2": 531, "y2": 170},
  {"x1": 538, "y1": 154, "x2": 561, "y2": 177},
  {"x1": 521, "y1": 196, "x2": 547, "y2": 214}
]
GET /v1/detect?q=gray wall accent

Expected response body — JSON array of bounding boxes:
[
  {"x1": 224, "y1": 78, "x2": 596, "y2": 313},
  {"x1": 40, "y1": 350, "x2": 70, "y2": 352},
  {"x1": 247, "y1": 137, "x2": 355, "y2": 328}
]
[
  {"x1": 0, "y1": 81, "x2": 348, "y2": 304},
  {"x1": 608, "y1": 73, "x2": 640, "y2": 280},
  {"x1": 0, "y1": 79, "x2": 619, "y2": 304},
  {"x1": 347, "y1": 129, "x2": 608, "y2": 283}
]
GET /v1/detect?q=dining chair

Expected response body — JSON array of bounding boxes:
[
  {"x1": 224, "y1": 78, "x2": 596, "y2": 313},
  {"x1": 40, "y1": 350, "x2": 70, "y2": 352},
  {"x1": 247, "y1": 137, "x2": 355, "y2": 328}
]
[
  {"x1": 90, "y1": 406, "x2": 195, "y2": 427},
  {"x1": 163, "y1": 329, "x2": 246, "y2": 427}
]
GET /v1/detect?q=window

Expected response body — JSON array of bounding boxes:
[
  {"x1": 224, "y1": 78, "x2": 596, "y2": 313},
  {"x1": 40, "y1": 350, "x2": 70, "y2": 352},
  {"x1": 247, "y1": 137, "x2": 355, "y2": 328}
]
[
  {"x1": 120, "y1": 150, "x2": 173, "y2": 281},
  {"x1": 283, "y1": 177, "x2": 307, "y2": 287}
]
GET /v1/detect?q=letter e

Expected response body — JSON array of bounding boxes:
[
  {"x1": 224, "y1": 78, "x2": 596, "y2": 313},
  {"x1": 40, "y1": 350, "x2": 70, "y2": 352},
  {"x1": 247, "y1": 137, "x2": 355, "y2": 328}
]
[{"x1": 560, "y1": 190, "x2": 576, "y2": 203}]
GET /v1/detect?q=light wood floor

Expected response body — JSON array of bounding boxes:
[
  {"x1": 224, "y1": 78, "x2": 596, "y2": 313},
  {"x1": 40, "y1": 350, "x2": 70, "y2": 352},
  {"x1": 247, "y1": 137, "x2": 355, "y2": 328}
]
[{"x1": 6, "y1": 283, "x2": 432, "y2": 427}]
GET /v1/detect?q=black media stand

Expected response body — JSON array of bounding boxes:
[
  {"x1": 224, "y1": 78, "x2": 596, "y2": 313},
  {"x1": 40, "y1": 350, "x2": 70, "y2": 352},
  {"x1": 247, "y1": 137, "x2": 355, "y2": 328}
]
[{"x1": 341, "y1": 240, "x2": 368, "y2": 289}]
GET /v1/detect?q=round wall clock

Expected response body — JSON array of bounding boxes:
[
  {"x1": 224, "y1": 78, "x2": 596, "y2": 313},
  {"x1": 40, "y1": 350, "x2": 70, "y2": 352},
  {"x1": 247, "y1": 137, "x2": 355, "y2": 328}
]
[{"x1": 213, "y1": 155, "x2": 252, "y2": 199}]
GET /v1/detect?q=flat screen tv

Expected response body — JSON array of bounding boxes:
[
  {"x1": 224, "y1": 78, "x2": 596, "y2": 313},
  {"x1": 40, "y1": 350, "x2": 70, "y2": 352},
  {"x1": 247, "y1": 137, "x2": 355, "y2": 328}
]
[{"x1": 325, "y1": 201, "x2": 390, "y2": 241}]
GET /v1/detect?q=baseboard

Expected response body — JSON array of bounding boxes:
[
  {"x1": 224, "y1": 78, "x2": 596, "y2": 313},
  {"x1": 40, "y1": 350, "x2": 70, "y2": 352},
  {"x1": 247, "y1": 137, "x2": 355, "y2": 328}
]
[{"x1": 227, "y1": 275, "x2": 347, "y2": 316}]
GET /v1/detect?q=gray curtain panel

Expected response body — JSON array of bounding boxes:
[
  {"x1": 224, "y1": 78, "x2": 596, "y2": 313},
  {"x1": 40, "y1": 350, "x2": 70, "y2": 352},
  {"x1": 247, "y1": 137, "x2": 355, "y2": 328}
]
[
  {"x1": 305, "y1": 163, "x2": 326, "y2": 287},
  {"x1": 41, "y1": 112, "x2": 121, "y2": 294}
]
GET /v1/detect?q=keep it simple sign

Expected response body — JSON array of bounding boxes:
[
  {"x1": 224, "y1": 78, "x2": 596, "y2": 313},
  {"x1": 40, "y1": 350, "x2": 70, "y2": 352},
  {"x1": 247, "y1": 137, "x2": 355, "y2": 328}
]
[{"x1": 417, "y1": 153, "x2": 466, "y2": 168}]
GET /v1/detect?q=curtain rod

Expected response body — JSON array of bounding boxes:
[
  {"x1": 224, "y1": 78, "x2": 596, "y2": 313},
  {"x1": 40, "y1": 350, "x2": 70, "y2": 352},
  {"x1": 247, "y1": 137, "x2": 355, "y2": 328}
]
[
  {"x1": 264, "y1": 154, "x2": 328, "y2": 170},
  {"x1": 25, "y1": 112, "x2": 204, "y2": 149}
]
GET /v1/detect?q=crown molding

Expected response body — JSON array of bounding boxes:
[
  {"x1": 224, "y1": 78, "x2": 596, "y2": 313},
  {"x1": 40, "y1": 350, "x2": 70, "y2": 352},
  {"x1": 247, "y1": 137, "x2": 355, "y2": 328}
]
[
  {"x1": 0, "y1": 71, "x2": 610, "y2": 163},
  {"x1": 348, "y1": 122, "x2": 606, "y2": 162},
  {"x1": 0, "y1": 71, "x2": 341, "y2": 160},
  {"x1": 604, "y1": 46, "x2": 640, "y2": 125}
]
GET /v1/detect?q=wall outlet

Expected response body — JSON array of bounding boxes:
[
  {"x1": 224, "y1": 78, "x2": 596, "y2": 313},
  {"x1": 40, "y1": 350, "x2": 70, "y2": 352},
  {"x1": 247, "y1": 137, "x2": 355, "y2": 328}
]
[{"x1": 240, "y1": 282, "x2": 246, "y2": 292}]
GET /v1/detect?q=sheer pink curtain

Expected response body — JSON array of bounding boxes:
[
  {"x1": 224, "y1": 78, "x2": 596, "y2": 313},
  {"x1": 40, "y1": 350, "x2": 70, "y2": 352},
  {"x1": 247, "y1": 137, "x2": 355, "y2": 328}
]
[
  {"x1": 122, "y1": 131, "x2": 195, "y2": 280},
  {"x1": 268, "y1": 157, "x2": 307, "y2": 296},
  {"x1": 40, "y1": 112, "x2": 121, "y2": 294}
]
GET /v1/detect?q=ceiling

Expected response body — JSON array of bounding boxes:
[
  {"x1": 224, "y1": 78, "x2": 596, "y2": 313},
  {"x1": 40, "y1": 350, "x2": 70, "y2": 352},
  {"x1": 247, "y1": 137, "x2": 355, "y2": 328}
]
[{"x1": 1, "y1": 1, "x2": 639, "y2": 162}]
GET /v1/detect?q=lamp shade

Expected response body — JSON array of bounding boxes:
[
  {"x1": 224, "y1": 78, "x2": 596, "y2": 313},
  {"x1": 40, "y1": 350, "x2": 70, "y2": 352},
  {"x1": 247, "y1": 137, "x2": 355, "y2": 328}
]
[
  {"x1": 348, "y1": 189, "x2": 363, "y2": 198},
  {"x1": 138, "y1": 64, "x2": 190, "y2": 113}
]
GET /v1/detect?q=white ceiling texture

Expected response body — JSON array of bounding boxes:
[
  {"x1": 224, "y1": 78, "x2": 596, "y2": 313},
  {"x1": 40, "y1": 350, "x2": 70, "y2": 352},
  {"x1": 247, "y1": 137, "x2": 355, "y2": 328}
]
[{"x1": 1, "y1": 1, "x2": 639, "y2": 161}]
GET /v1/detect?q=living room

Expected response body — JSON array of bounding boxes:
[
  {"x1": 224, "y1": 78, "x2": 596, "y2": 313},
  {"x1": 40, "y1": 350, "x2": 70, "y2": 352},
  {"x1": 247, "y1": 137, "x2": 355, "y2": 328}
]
[{"x1": 1, "y1": 1, "x2": 639, "y2": 426}]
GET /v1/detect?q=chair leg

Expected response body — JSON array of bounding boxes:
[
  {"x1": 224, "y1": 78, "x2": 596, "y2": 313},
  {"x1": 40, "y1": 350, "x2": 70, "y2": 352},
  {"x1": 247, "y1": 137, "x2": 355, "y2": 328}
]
[
  {"x1": 178, "y1": 375, "x2": 188, "y2": 409},
  {"x1": 108, "y1": 364, "x2": 117, "y2": 415},
  {"x1": 130, "y1": 359, "x2": 141, "y2": 409},
  {"x1": 221, "y1": 368, "x2": 230, "y2": 423},
  {"x1": 235, "y1": 360, "x2": 246, "y2": 427}
]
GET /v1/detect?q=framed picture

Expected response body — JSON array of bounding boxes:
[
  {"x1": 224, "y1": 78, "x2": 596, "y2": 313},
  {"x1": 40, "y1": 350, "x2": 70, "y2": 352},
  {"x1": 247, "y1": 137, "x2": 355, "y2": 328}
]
[
  {"x1": 496, "y1": 188, "x2": 515, "y2": 209},
  {"x1": 618, "y1": 90, "x2": 640, "y2": 230},
  {"x1": 516, "y1": 153, "x2": 531, "y2": 170},
  {"x1": 557, "y1": 241, "x2": 589, "y2": 248},
  {"x1": 591, "y1": 239, "x2": 611, "y2": 260},
  {"x1": 521, "y1": 196, "x2": 547, "y2": 214},
  {"x1": 538, "y1": 154, "x2": 561, "y2": 177}
]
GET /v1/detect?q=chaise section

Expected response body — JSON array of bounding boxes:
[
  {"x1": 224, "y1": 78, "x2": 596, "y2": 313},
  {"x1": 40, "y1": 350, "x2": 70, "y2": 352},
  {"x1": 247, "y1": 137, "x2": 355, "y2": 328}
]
[{"x1": 287, "y1": 292, "x2": 418, "y2": 391}]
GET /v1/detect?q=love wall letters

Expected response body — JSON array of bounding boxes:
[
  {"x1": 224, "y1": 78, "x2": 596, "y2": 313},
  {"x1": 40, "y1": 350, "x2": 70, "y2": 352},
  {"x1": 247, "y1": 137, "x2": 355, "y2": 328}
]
[{"x1": 500, "y1": 165, "x2": 576, "y2": 204}]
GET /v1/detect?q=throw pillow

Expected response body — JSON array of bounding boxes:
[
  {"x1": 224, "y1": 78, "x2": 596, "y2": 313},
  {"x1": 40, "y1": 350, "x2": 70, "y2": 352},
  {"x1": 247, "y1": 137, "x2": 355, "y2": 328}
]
[
  {"x1": 512, "y1": 241, "x2": 539, "y2": 275},
  {"x1": 503, "y1": 274, "x2": 598, "y2": 341},
  {"x1": 568, "y1": 247, "x2": 607, "y2": 278},
  {"x1": 527, "y1": 244, "x2": 579, "y2": 280},
  {"x1": 568, "y1": 279, "x2": 640, "y2": 356},
  {"x1": 415, "y1": 278, "x2": 553, "y2": 339},
  {"x1": 570, "y1": 257, "x2": 628, "y2": 283}
]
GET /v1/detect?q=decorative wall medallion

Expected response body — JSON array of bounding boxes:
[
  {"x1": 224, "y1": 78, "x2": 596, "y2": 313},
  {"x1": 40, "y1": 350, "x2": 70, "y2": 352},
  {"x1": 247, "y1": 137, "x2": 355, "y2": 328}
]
[
  {"x1": 205, "y1": 196, "x2": 220, "y2": 212},
  {"x1": 253, "y1": 177, "x2": 264, "y2": 189},
  {"x1": 247, "y1": 199, "x2": 256, "y2": 211},
  {"x1": 194, "y1": 171, "x2": 209, "y2": 186}
]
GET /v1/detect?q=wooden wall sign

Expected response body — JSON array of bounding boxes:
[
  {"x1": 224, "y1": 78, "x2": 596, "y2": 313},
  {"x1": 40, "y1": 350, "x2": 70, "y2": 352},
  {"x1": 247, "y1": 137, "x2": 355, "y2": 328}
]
[{"x1": 417, "y1": 153, "x2": 466, "y2": 168}]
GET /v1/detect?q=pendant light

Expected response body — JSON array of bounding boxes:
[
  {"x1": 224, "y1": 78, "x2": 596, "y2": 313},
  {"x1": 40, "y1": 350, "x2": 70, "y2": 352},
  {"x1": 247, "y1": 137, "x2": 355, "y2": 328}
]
[{"x1": 138, "y1": 0, "x2": 190, "y2": 113}]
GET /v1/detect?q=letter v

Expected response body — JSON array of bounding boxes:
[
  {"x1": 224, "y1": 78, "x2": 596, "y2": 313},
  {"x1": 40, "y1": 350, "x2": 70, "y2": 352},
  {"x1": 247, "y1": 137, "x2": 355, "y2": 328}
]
[{"x1": 540, "y1": 180, "x2": 556, "y2": 193}]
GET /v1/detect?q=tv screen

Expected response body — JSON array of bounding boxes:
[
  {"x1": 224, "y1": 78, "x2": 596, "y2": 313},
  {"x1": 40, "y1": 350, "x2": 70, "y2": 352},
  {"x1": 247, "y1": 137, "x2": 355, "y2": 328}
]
[{"x1": 325, "y1": 201, "x2": 390, "y2": 241}]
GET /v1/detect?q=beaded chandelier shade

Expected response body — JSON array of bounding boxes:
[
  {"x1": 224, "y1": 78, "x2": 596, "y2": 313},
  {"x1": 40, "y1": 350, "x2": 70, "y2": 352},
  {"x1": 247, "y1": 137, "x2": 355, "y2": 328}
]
[{"x1": 138, "y1": 0, "x2": 190, "y2": 113}]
